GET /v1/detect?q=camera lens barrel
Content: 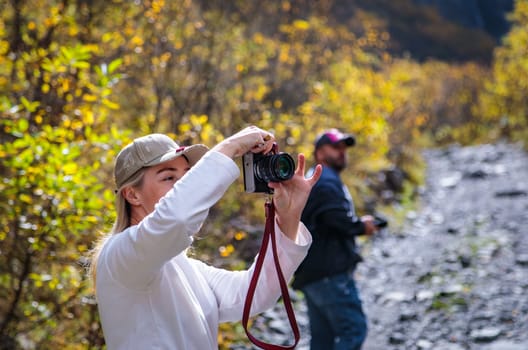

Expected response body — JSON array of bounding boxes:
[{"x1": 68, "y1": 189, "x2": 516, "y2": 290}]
[{"x1": 254, "y1": 153, "x2": 295, "y2": 183}]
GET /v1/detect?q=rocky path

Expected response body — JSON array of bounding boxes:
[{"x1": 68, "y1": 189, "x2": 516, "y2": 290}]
[
  {"x1": 360, "y1": 143, "x2": 528, "y2": 350},
  {"x1": 234, "y1": 142, "x2": 528, "y2": 350}
]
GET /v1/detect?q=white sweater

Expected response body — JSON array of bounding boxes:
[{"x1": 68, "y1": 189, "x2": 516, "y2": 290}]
[{"x1": 96, "y1": 150, "x2": 312, "y2": 350}]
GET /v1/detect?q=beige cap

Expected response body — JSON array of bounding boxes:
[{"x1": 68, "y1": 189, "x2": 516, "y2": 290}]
[{"x1": 114, "y1": 133, "x2": 209, "y2": 188}]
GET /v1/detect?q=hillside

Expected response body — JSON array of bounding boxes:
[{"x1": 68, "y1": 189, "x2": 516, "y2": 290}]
[
  {"x1": 415, "y1": 0, "x2": 514, "y2": 39},
  {"x1": 330, "y1": 0, "x2": 514, "y2": 62},
  {"x1": 205, "y1": 0, "x2": 514, "y2": 63}
]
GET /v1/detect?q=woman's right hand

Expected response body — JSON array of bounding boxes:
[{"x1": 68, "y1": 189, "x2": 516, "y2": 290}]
[{"x1": 211, "y1": 126, "x2": 276, "y2": 159}]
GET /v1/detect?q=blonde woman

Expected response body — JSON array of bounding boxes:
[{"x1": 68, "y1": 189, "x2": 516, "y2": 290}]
[{"x1": 90, "y1": 126, "x2": 321, "y2": 350}]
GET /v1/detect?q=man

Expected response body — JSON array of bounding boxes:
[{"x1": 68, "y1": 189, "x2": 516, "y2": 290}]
[{"x1": 293, "y1": 128, "x2": 379, "y2": 350}]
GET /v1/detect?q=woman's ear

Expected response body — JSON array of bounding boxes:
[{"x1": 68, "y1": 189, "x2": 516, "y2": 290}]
[{"x1": 122, "y1": 187, "x2": 141, "y2": 206}]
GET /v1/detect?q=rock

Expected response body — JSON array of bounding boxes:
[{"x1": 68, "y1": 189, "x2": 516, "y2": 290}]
[
  {"x1": 482, "y1": 340, "x2": 528, "y2": 350},
  {"x1": 388, "y1": 332, "x2": 406, "y2": 345},
  {"x1": 495, "y1": 189, "x2": 528, "y2": 197},
  {"x1": 383, "y1": 291, "x2": 413, "y2": 303},
  {"x1": 416, "y1": 289, "x2": 435, "y2": 301},
  {"x1": 399, "y1": 308, "x2": 418, "y2": 321},
  {"x1": 433, "y1": 342, "x2": 466, "y2": 350},
  {"x1": 439, "y1": 172, "x2": 462, "y2": 188},
  {"x1": 515, "y1": 254, "x2": 528, "y2": 266},
  {"x1": 416, "y1": 339, "x2": 433, "y2": 349},
  {"x1": 464, "y1": 167, "x2": 489, "y2": 178},
  {"x1": 470, "y1": 327, "x2": 502, "y2": 342}
]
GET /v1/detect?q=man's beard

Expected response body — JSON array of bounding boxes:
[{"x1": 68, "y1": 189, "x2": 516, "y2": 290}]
[{"x1": 325, "y1": 155, "x2": 346, "y2": 172}]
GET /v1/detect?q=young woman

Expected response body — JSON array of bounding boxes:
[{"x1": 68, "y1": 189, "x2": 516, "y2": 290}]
[{"x1": 90, "y1": 126, "x2": 321, "y2": 350}]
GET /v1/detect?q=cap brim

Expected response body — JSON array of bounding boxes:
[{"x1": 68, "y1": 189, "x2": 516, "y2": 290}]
[
  {"x1": 316, "y1": 135, "x2": 356, "y2": 149},
  {"x1": 180, "y1": 144, "x2": 209, "y2": 166},
  {"x1": 341, "y1": 136, "x2": 356, "y2": 146},
  {"x1": 152, "y1": 144, "x2": 209, "y2": 167}
]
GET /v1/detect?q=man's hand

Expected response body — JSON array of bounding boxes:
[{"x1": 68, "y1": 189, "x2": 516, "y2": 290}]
[{"x1": 361, "y1": 215, "x2": 378, "y2": 236}]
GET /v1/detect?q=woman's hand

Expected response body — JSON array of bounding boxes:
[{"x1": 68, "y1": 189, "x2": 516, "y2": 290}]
[
  {"x1": 268, "y1": 154, "x2": 322, "y2": 240},
  {"x1": 211, "y1": 126, "x2": 275, "y2": 159}
]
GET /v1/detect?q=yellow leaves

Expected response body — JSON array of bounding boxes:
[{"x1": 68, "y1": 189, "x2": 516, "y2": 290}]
[
  {"x1": 219, "y1": 244, "x2": 235, "y2": 257},
  {"x1": 81, "y1": 93, "x2": 97, "y2": 104},
  {"x1": 20, "y1": 97, "x2": 40, "y2": 113},
  {"x1": 0, "y1": 40, "x2": 9, "y2": 55},
  {"x1": 61, "y1": 78, "x2": 70, "y2": 93},
  {"x1": 327, "y1": 90, "x2": 339, "y2": 103},
  {"x1": 68, "y1": 25, "x2": 79, "y2": 37},
  {"x1": 234, "y1": 231, "x2": 247, "y2": 240},
  {"x1": 102, "y1": 98, "x2": 120, "y2": 110},
  {"x1": 62, "y1": 163, "x2": 78, "y2": 175},
  {"x1": 160, "y1": 52, "x2": 171, "y2": 63},
  {"x1": 151, "y1": 0, "x2": 165, "y2": 14},
  {"x1": 17, "y1": 118, "x2": 29, "y2": 132},
  {"x1": 253, "y1": 32, "x2": 265, "y2": 45},
  {"x1": 476, "y1": 0, "x2": 528, "y2": 142},
  {"x1": 102, "y1": 32, "x2": 118, "y2": 43},
  {"x1": 278, "y1": 44, "x2": 291, "y2": 63},
  {"x1": 254, "y1": 84, "x2": 269, "y2": 101},
  {"x1": 293, "y1": 20, "x2": 310, "y2": 31},
  {"x1": 151, "y1": 52, "x2": 172, "y2": 69},
  {"x1": 130, "y1": 36, "x2": 144, "y2": 47},
  {"x1": 20, "y1": 194, "x2": 32, "y2": 204},
  {"x1": 174, "y1": 40, "x2": 184, "y2": 49},
  {"x1": 44, "y1": 17, "x2": 59, "y2": 28},
  {"x1": 190, "y1": 114, "x2": 208, "y2": 126},
  {"x1": 289, "y1": 126, "x2": 301, "y2": 141},
  {"x1": 84, "y1": 216, "x2": 98, "y2": 223},
  {"x1": 82, "y1": 111, "x2": 95, "y2": 125},
  {"x1": 176, "y1": 122, "x2": 190, "y2": 134},
  {"x1": 77, "y1": 244, "x2": 88, "y2": 253}
]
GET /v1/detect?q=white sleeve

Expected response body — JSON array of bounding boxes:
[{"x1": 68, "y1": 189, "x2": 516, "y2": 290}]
[
  {"x1": 194, "y1": 222, "x2": 312, "y2": 322},
  {"x1": 99, "y1": 151, "x2": 240, "y2": 289}
]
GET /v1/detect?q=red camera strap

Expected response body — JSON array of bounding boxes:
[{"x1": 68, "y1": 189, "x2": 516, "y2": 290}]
[{"x1": 242, "y1": 201, "x2": 300, "y2": 350}]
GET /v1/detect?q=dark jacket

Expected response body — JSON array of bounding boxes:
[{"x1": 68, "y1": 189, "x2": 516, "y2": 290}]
[{"x1": 292, "y1": 165, "x2": 365, "y2": 289}]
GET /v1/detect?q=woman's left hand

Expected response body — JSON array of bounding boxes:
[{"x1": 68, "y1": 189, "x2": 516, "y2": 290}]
[{"x1": 268, "y1": 153, "x2": 322, "y2": 240}]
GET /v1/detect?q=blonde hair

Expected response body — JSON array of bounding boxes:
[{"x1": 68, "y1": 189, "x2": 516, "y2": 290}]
[{"x1": 89, "y1": 169, "x2": 146, "y2": 289}]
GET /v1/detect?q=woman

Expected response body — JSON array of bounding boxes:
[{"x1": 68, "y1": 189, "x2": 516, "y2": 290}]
[{"x1": 90, "y1": 126, "x2": 322, "y2": 350}]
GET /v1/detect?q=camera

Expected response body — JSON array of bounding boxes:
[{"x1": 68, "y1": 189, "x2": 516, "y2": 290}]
[
  {"x1": 373, "y1": 215, "x2": 388, "y2": 228},
  {"x1": 242, "y1": 144, "x2": 295, "y2": 194}
]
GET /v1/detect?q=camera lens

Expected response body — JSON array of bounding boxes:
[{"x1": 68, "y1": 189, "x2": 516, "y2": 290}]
[{"x1": 254, "y1": 153, "x2": 295, "y2": 183}]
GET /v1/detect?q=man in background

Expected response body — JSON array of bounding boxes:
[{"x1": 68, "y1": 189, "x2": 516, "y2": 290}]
[{"x1": 293, "y1": 128, "x2": 379, "y2": 350}]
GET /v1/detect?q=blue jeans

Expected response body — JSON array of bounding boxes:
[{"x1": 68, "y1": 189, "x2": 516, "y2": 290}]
[{"x1": 301, "y1": 271, "x2": 367, "y2": 350}]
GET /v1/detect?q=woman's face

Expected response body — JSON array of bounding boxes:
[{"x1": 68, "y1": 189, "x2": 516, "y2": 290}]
[{"x1": 135, "y1": 155, "x2": 191, "y2": 214}]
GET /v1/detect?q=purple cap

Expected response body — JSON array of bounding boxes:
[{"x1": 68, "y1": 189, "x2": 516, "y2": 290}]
[{"x1": 314, "y1": 129, "x2": 356, "y2": 149}]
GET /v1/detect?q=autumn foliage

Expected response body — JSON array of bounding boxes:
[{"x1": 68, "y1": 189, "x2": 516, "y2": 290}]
[{"x1": 0, "y1": 0, "x2": 526, "y2": 348}]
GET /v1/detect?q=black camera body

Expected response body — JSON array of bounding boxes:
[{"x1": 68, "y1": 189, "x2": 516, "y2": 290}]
[
  {"x1": 243, "y1": 144, "x2": 295, "y2": 194},
  {"x1": 373, "y1": 215, "x2": 388, "y2": 228}
]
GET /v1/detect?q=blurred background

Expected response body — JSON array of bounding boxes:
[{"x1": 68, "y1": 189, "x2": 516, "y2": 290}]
[{"x1": 1, "y1": 0, "x2": 526, "y2": 348}]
